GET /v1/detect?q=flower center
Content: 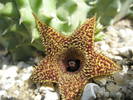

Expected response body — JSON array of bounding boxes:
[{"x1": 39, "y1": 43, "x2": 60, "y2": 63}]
[
  {"x1": 60, "y1": 48, "x2": 85, "y2": 73},
  {"x1": 66, "y1": 59, "x2": 80, "y2": 72}
]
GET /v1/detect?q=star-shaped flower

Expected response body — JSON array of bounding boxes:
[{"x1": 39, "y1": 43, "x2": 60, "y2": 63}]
[{"x1": 30, "y1": 14, "x2": 121, "y2": 100}]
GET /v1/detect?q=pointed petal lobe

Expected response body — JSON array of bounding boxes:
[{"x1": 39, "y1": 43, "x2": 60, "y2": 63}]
[
  {"x1": 70, "y1": 17, "x2": 96, "y2": 50},
  {"x1": 59, "y1": 74, "x2": 87, "y2": 100},
  {"x1": 33, "y1": 13, "x2": 66, "y2": 55},
  {"x1": 90, "y1": 53, "x2": 121, "y2": 78},
  {"x1": 30, "y1": 56, "x2": 59, "y2": 83}
]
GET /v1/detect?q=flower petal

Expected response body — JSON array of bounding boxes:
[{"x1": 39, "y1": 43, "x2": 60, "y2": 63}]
[
  {"x1": 59, "y1": 74, "x2": 87, "y2": 100},
  {"x1": 70, "y1": 17, "x2": 96, "y2": 50},
  {"x1": 33, "y1": 13, "x2": 66, "y2": 55},
  {"x1": 30, "y1": 56, "x2": 59, "y2": 83},
  {"x1": 84, "y1": 52, "x2": 121, "y2": 79}
]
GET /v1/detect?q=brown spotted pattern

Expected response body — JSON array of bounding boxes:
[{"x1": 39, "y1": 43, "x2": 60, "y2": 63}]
[{"x1": 30, "y1": 14, "x2": 121, "y2": 100}]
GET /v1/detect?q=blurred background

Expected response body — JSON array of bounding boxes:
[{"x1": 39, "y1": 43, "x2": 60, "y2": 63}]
[{"x1": 0, "y1": 0, "x2": 133, "y2": 61}]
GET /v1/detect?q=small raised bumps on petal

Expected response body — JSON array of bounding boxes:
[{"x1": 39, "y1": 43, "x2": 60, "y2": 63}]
[
  {"x1": 30, "y1": 14, "x2": 121, "y2": 100},
  {"x1": 30, "y1": 56, "x2": 59, "y2": 83}
]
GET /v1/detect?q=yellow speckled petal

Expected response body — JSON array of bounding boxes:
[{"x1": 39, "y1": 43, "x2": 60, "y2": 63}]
[
  {"x1": 84, "y1": 52, "x2": 121, "y2": 79},
  {"x1": 30, "y1": 56, "x2": 59, "y2": 83},
  {"x1": 70, "y1": 17, "x2": 96, "y2": 50},
  {"x1": 59, "y1": 75, "x2": 87, "y2": 100},
  {"x1": 33, "y1": 13, "x2": 66, "y2": 55}
]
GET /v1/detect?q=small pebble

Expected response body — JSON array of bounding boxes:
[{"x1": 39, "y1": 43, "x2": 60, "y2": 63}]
[
  {"x1": 116, "y1": 92, "x2": 122, "y2": 100},
  {"x1": 113, "y1": 73, "x2": 127, "y2": 86},
  {"x1": 106, "y1": 82, "x2": 121, "y2": 92},
  {"x1": 93, "y1": 77, "x2": 107, "y2": 86},
  {"x1": 0, "y1": 90, "x2": 7, "y2": 97},
  {"x1": 81, "y1": 83, "x2": 100, "y2": 100},
  {"x1": 34, "y1": 94, "x2": 42, "y2": 100}
]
